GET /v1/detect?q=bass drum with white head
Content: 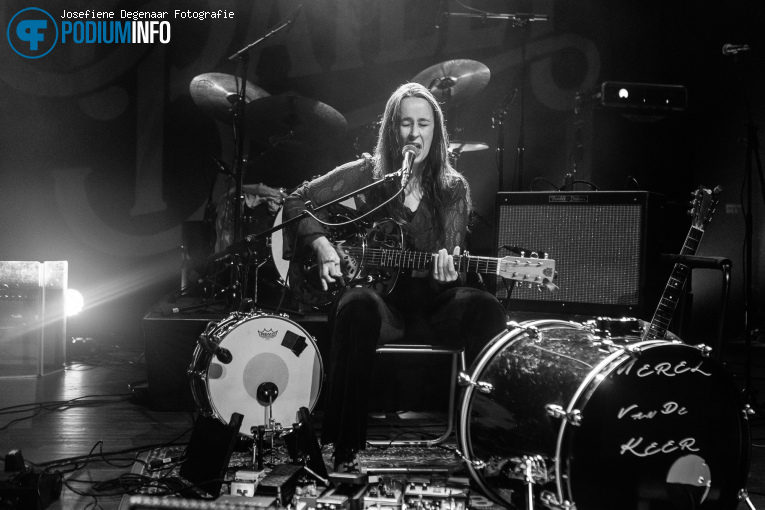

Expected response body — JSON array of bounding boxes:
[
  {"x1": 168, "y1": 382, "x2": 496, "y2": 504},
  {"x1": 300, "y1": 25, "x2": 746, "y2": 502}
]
[{"x1": 189, "y1": 312, "x2": 323, "y2": 435}]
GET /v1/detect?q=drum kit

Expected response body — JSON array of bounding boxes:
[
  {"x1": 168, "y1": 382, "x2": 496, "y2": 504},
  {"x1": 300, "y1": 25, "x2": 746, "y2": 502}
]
[
  {"x1": 185, "y1": 55, "x2": 753, "y2": 510},
  {"x1": 187, "y1": 58, "x2": 496, "y2": 306}
]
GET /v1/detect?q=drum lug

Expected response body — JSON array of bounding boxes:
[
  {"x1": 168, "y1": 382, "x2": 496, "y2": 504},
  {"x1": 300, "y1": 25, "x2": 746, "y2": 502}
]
[
  {"x1": 599, "y1": 339, "x2": 622, "y2": 353},
  {"x1": 458, "y1": 372, "x2": 494, "y2": 394},
  {"x1": 506, "y1": 320, "x2": 540, "y2": 340},
  {"x1": 625, "y1": 344, "x2": 643, "y2": 358},
  {"x1": 187, "y1": 369, "x2": 205, "y2": 379},
  {"x1": 545, "y1": 404, "x2": 582, "y2": 426},
  {"x1": 693, "y1": 344, "x2": 713, "y2": 357}
]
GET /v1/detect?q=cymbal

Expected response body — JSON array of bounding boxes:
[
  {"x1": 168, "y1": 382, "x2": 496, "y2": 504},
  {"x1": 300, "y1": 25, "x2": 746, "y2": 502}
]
[
  {"x1": 412, "y1": 60, "x2": 490, "y2": 102},
  {"x1": 449, "y1": 140, "x2": 489, "y2": 153},
  {"x1": 190, "y1": 73, "x2": 270, "y2": 124},
  {"x1": 245, "y1": 95, "x2": 347, "y2": 149}
]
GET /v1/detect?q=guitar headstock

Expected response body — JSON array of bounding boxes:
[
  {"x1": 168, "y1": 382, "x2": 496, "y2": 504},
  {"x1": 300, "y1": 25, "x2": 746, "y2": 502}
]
[
  {"x1": 498, "y1": 255, "x2": 558, "y2": 291},
  {"x1": 689, "y1": 185, "x2": 722, "y2": 230}
]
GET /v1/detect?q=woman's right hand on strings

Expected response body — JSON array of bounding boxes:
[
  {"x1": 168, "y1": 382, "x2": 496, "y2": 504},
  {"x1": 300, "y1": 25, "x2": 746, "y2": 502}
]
[{"x1": 310, "y1": 236, "x2": 345, "y2": 291}]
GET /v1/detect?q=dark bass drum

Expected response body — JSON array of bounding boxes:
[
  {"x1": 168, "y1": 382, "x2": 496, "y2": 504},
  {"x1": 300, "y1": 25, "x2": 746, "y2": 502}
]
[{"x1": 458, "y1": 320, "x2": 750, "y2": 510}]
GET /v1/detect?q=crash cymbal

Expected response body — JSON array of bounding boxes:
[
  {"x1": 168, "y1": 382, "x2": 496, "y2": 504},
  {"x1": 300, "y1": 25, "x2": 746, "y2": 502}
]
[
  {"x1": 412, "y1": 59, "x2": 490, "y2": 103},
  {"x1": 190, "y1": 73, "x2": 270, "y2": 124},
  {"x1": 245, "y1": 95, "x2": 347, "y2": 149},
  {"x1": 449, "y1": 140, "x2": 489, "y2": 153}
]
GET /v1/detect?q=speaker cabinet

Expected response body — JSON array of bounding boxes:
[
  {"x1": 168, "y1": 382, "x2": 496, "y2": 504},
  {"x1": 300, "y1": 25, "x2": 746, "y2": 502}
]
[{"x1": 495, "y1": 191, "x2": 675, "y2": 318}]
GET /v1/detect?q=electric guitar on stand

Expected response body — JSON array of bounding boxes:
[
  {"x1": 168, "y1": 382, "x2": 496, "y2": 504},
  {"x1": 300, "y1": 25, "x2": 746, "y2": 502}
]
[
  {"x1": 287, "y1": 214, "x2": 557, "y2": 307},
  {"x1": 641, "y1": 185, "x2": 722, "y2": 341}
]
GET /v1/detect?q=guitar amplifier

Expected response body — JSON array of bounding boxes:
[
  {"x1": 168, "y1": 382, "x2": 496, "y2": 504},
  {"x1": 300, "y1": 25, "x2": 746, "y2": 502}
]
[{"x1": 494, "y1": 191, "x2": 678, "y2": 318}]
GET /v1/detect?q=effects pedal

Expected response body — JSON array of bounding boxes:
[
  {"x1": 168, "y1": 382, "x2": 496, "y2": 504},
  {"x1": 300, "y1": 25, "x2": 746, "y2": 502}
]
[
  {"x1": 230, "y1": 469, "x2": 264, "y2": 497},
  {"x1": 402, "y1": 478, "x2": 468, "y2": 510},
  {"x1": 292, "y1": 478, "x2": 327, "y2": 510},
  {"x1": 362, "y1": 476, "x2": 403, "y2": 510},
  {"x1": 255, "y1": 464, "x2": 304, "y2": 506},
  {"x1": 318, "y1": 483, "x2": 367, "y2": 510}
]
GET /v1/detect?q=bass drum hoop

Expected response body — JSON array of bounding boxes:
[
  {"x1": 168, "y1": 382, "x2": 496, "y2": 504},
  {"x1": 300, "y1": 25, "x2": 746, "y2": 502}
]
[
  {"x1": 457, "y1": 319, "x2": 585, "y2": 503},
  {"x1": 189, "y1": 311, "x2": 323, "y2": 436},
  {"x1": 557, "y1": 339, "x2": 750, "y2": 508},
  {"x1": 189, "y1": 313, "x2": 242, "y2": 416}
]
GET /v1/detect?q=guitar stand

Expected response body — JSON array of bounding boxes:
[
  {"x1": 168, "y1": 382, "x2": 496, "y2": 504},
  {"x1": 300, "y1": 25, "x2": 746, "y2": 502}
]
[{"x1": 660, "y1": 254, "x2": 732, "y2": 359}]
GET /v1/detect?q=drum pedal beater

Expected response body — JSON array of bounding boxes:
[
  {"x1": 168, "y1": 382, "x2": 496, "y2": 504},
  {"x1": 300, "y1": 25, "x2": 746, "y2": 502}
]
[{"x1": 251, "y1": 385, "x2": 288, "y2": 469}]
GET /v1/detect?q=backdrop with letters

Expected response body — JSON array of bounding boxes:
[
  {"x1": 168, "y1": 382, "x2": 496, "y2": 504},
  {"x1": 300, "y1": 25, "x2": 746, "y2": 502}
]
[{"x1": 1, "y1": 0, "x2": 763, "y2": 343}]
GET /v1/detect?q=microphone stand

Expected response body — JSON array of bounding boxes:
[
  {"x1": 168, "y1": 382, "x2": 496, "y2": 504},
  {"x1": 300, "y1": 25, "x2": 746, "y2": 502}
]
[
  {"x1": 216, "y1": 5, "x2": 301, "y2": 310},
  {"x1": 515, "y1": 20, "x2": 529, "y2": 191},
  {"x1": 731, "y1": 50, "x2": 765, "y2": 414},
  {"x1": 226, "y1": 4, "x2": 302, "y2": 244},
  {"x1": 493, "y1": 88, "x2": 518, "y2": 192},
  {"x1": 210, "y1": 168, "x2": 410, "y2": 268}
]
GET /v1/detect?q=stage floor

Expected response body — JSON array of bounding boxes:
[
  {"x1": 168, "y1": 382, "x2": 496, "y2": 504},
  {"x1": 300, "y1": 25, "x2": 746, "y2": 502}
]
[{"x1": 1, "y1": 336, "x2": 763, "y2": 510}]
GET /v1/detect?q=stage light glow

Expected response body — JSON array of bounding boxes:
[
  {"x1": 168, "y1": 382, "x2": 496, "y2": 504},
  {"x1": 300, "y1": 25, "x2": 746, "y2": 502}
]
[
  {"x1": 65, "y1": 288, "x2": 84, "y2": 316},
  {"x1": 619, "y1": 88, "x2": 629, "y2": 99}
]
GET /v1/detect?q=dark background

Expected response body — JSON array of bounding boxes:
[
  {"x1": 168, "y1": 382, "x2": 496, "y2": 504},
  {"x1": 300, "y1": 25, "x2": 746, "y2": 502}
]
[{"x1": 1, "y1": 0, "x2": 763, "y2": 346}]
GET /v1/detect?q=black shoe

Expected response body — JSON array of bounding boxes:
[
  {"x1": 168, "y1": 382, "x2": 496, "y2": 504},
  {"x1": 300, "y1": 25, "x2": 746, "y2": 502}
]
[{"x1": 332, "y1": 447, "x2": 360, "y2": 473}]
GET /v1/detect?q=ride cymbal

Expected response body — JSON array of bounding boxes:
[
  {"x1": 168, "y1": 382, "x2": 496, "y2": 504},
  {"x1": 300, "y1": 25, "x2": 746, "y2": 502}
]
[
  {"x1": 412, "y1": 59, "x2": 491, "y2": 103},
  {"x1": 190, "y1": 73, "x2": 270, "y2": 124}
]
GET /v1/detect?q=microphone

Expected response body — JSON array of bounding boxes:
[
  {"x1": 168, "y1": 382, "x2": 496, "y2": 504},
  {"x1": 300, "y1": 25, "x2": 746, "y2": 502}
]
[
  {"x1": 401, "y1": 144, "x2": 420, "y2": 187},
  {"x1": 198, "y1": 332, "x2": 233, "y2": 364},
  {"x1": 216, "y1": 347, "x2": 233, "y2": 364},
  {"x1": 722, "y1": 43, "x2": 750, "y2": 56}
]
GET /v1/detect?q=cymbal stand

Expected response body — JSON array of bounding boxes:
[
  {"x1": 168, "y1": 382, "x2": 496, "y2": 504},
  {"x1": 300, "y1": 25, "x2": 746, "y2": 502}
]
[
  {"x1": 730, "y1": 49, "x2": 765, "y2": 414},
  {"x1": 442, "y1": 10, "x2": 547, "y2": 191},
  {"x1": 492, "y1": 88, "x2": 518, "y2": 191}
]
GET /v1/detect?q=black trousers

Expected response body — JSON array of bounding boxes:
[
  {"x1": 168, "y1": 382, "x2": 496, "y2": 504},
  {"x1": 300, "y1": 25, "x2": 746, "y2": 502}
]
[{"x1": 319, "y1": 275, "x2": 508, "y2": 452}]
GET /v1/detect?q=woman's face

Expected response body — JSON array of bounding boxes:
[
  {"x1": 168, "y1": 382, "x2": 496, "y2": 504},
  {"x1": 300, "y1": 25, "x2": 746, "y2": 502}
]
[{"x1": 397, "y1": 96, "x2": 435, "y2": 168}]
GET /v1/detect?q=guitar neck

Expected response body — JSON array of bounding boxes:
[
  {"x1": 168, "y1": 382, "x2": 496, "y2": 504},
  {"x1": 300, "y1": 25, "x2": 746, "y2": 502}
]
[
  {"x1": 359, "y1": 248, "x2": 501, "y2": 274},
  {"x1": 643, "y1": 226, "x2": 704, "y2": 340}
]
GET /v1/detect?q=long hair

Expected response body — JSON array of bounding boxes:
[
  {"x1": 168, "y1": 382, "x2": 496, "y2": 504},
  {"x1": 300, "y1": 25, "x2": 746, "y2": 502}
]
[{"x1": 370, "y1": 83, "x2": 469, "y2": 243}]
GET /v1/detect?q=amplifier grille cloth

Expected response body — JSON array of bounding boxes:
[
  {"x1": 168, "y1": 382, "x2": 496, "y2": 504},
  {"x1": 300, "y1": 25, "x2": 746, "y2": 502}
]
[{"x1": 496, "y1": 203, "x2": 643, "y2": 306}]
